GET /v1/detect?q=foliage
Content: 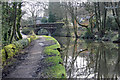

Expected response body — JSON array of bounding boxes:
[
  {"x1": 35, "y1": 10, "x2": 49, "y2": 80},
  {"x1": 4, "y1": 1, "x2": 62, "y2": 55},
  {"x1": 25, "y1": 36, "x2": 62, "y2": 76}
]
[
  {"x1": 48, "y1": 11, "x2": 57, "y2": 22},
  {"x1": 2, "y1": 35, "x2": 37, "y2": 66},
  {"x1": 2, "y1": 2, "x2": 23, "y2": 46},
  {"x1": 106, "y1": 17, "x2": 118, "y2": 31},
  {"x1": 82, "y1": 29, "x2": 94, "y2": 39},
  {"x1": 48, "y1": 2, "x2": 64, "y2": 22},
  {"x1": 37, "y1": 29, "x2": 48, "y2": 35},
  {"x1": 84, "y1": 2, "x2": 94, "y2": 14},
  {"x1": 13, "y1": 39, "x2": 29, "y2": 49},
  {"x1": 21, "y1": 27, "x2": 34, "y2": 35},
  {"x1": 41, "y1": 17, "x2": 48, "y2": 23}
]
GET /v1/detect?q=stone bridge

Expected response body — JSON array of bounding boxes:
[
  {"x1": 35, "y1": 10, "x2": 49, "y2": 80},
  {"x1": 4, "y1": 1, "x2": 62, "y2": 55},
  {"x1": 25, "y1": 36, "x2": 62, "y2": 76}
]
[{"x1": 25, "y1": 23, "x2": 64, "y2": 35}]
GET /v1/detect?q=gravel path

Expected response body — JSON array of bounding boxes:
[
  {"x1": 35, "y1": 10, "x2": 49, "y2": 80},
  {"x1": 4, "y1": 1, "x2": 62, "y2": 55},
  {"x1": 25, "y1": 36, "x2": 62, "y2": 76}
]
[{"x1": 4, "y1": 36, "x2": 55, "y2": 78}]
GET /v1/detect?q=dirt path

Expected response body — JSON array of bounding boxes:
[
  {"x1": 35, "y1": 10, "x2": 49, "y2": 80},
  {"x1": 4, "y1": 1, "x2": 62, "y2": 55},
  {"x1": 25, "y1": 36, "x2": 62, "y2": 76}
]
[{"x1": 4, "y1": 36, "x2": 55, "y2": 78}]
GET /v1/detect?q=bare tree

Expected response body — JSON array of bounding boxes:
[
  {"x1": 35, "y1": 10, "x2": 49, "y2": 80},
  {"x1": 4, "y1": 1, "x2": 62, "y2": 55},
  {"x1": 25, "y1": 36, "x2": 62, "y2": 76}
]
[
  {"x1": 111, "y1": 2, "x2": 120, "y2": 41},
  {"x1": 61, "y1": 1, "x2": 79, "y2": 38},
  {"x1": 62, "y1": 1, "x2": 92, "y2": 38},
  {"x1": 22, "y1": 1, "x2": 48, "y2": 28}
]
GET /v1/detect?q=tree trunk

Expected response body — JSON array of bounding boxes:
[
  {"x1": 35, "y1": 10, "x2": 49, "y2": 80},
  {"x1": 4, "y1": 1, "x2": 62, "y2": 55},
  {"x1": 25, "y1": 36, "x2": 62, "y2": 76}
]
[
  {"x1": 98, "y1": 3, "x2": 102, "y2": 37},
  {"x1": 101, "y1": 3, "x2": 107, "y2": 36},
  {"x1": 94, "y1": 3, "x2": 99, "y2": 32},
  {"x1": 65, "y1": 11, "x2": 70, "y2": 37},
  {"x1": 72, "y1": 15, "x2": 78, "y2": 38},
  {"x1": 103, "y1": 3, "x2": 107, "y2": 31},
  {"x1": 16, "y1": 2, "x2": 22, "y2": 39},
  {"x1": 74, "y1": 19, "x2": 78, "y2": 38},
  {"x1": 111, "y1": 2, "x2": 120, "y2": 41},
  {"x1": 68, "y1": 2, "x2": 78, "y2": 38},
  {"x1": 10, "y1": 2, "x2": 18, "y2": 43}
]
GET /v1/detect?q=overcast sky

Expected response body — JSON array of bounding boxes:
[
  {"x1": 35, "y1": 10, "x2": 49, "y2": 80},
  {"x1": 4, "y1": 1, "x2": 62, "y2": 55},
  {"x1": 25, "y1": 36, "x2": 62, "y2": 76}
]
[
  {"x1": 21, "y1": 0, "x2": 120, "y2": 20},
  {"x1": 21, "y1": 0, "x2": 47, "y2": 20},
  {"x1": 21, "y1": 0, "x2": 88, "y2": 20}
]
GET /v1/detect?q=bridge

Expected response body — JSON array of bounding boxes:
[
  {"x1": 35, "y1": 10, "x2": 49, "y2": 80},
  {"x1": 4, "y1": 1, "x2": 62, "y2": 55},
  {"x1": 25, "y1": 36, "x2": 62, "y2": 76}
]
[{"x1": 24, "y1": 23, "x2": 64, "y2": 35}]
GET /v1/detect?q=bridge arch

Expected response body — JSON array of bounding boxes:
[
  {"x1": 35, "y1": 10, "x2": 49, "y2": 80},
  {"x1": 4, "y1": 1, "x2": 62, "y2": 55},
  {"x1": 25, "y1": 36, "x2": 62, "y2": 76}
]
[
  {"x1": 34, "y1": 28, "x2": 51, "y2": 36},
  {"x1": 23, "y1": 23, "x2": 64, "y2": 36}
]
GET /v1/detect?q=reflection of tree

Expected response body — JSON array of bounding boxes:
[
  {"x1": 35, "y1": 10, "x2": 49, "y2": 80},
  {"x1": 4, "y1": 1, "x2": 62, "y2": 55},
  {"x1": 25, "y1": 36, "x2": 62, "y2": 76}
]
[
  {"x1": 64, "y1": 37, "x2": 71, "y2": 68},
  {"x1": 66, "y1": 39, "x2": 88, "y2": 78},
  {"x1": 114, "y1": 44, "x2": 120, "y2": 77},
  {"x1": 68, "y1": 38, "x2": 77, "y2": 78},
  {"x1": 94, "y1": 43, "x2": 109, "y2": 78},
  {"x1": 93, "y1": 42, "x2": 120, "y2": 78},
  {"x1": 57, "y1": 37, "x2": 120, "y2": 78}
]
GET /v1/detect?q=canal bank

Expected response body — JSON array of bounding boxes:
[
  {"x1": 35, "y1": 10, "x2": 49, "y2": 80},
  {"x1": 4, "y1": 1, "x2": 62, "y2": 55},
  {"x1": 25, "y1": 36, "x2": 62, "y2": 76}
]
[
  {"x1": 2, "y1": 36, "x2": 66, "y2": 78},
  {"x1": 55, "y1": 37, "x2": 120, "y2": 78}
]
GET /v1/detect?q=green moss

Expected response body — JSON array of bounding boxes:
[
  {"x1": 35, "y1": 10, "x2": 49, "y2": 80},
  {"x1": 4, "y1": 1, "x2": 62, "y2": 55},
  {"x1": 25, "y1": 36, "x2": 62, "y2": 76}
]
[
  {"x1": 45, "y1": 44, "x2": 60, "y2": 50},
  {"x1": 44, "y1": 49, "x2": 60, "y2": 56},
  {"x1": 44, "y1": 64, "x2": 66, "y2": 78},
  {"x1": 42, "y1": 36, "x2": 66, "y2": 78},
  {"x1": 1, "y1": 49, "x2": 6, "y2": 63},
  {"x1": 29, "y1": 35, "x2": 38, "y2": 41},
  {"x1": 4, "y1": 44, "x2": 18, "y2": 59},
  {"x1": 45, "y1": 56, "x2": 63, "y2": 65},
  {"x1": 2, "y1": 35, "x2": 38, "y2": 66},
  {"x1": 27, "y1": 38, "x2": 31, "y2": 43},
  {"x1": 42, "y1": 36, "x2": 53, "y2": 41},
  {"x1": 42, "y1": 35, "x2": 60, "y2": 45},
  {"x1": 43, "y1": 36, "x2": 60, "y2": 50}
]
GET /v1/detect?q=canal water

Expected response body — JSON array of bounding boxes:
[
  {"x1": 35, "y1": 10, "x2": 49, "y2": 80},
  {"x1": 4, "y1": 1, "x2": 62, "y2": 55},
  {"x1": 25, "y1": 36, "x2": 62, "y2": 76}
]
[{"x1": 55, "y1": 37, "x2": 120, "y2": 79}]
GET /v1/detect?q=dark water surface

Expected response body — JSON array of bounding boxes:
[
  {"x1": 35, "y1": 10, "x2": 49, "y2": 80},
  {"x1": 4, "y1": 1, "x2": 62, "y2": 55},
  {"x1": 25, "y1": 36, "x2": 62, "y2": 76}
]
[{"x1": 55, "y1": 37, "x2": 120, "y2": 79}]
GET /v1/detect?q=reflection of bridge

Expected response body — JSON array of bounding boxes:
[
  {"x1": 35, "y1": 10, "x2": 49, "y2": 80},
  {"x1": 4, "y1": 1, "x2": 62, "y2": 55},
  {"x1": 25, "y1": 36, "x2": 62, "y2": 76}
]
[{"x1": 26, "y1": 23, "x2": 64, "y2": 35}]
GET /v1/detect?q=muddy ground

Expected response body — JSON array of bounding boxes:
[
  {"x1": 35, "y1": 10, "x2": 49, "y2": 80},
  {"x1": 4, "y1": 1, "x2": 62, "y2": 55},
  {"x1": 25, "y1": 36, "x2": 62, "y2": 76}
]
[{"x1": 2, "y1": 36, "x2": 59, "y2": 78}]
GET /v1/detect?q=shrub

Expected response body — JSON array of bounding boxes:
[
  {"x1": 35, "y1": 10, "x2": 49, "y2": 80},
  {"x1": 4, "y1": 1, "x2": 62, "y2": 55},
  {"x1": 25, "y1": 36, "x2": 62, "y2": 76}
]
[
  {"x1": 21, "y1": 27, "x2": 33, "y2": 35},
  {"x1": 82, "y1": 30, "x2": 94, "y2": 39},
  {"x1": 41, "y1": 17, "x2": 48, "y2": 23},
  {"x1": 1, "y1": 35, "x2": 37, "y2": 66}
]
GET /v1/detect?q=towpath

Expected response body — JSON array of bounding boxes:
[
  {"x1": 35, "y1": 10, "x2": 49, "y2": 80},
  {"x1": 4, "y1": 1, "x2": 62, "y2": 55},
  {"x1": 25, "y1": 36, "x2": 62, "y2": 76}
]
[{"x1": 3, "y1": 36, "x2": 55, "y2": 78}]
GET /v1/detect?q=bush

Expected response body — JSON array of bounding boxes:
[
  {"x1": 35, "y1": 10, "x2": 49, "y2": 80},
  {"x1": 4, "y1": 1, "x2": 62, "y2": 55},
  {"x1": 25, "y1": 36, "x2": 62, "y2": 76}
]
[
  {"x1": 37, "y1": 29, "x2": 48, "y2": 35},
  {"x1": 41, "y1": 17, "x2": 48, "y2": 23},
  {"x1": 21, "y1": 27, "x2": 33, "y2": 35},
  {"x1": 1, "y1": 35, "x2": 37, "y2": 66},
  {"x1": 106, "y1": 17, "x2": 118, "y2": 31},
  {"x1": 13, "y1": 39, "x2": 29, "y2": 49},
  {"x1": 82, "y1": 30, "x2": 94, "y2": 39}
]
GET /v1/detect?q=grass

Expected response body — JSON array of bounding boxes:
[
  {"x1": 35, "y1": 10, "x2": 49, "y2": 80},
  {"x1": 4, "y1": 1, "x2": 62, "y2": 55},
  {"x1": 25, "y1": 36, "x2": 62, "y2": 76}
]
[
  {"x1": 42, "y1": 35, "x2": 66, "y2": 78},
  {"x1": 44, "y1": 64, "x2": 66, "y2": 78},
  {"x1": 45, "y1": 56, "x2": 63, "y2": 65},
  {"x1": 44, "y1": 49, "x2": 60, "y2": 56}
]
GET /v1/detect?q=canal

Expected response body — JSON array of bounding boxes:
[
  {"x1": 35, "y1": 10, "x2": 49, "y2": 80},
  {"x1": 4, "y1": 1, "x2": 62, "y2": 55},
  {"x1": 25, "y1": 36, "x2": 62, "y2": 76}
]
[{"x1": 55, "y1": 37, "x2": 120, "y2": 79}]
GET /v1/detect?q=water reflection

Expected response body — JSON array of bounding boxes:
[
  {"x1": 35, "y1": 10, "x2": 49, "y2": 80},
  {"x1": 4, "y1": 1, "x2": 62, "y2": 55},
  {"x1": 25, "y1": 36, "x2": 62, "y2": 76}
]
[{"x1": 55, "y1": 37, "x2": 120, "y2": 79}]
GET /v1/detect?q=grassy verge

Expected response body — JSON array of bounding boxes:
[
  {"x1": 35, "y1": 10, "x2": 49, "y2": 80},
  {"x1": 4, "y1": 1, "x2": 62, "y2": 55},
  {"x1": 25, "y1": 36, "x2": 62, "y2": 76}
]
[{"x1": 42, "y1": 35, "x2": 66, "y2": 78}]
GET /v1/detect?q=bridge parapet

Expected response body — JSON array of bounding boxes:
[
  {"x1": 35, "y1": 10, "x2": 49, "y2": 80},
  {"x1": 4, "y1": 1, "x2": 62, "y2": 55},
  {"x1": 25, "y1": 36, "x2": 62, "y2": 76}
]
[
  {"x1": 24, "y1": 23, "x2": 64, "y2": 28},
  {"x1": 24, "y1": 23, "x2": 64, "y2": 35}
]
